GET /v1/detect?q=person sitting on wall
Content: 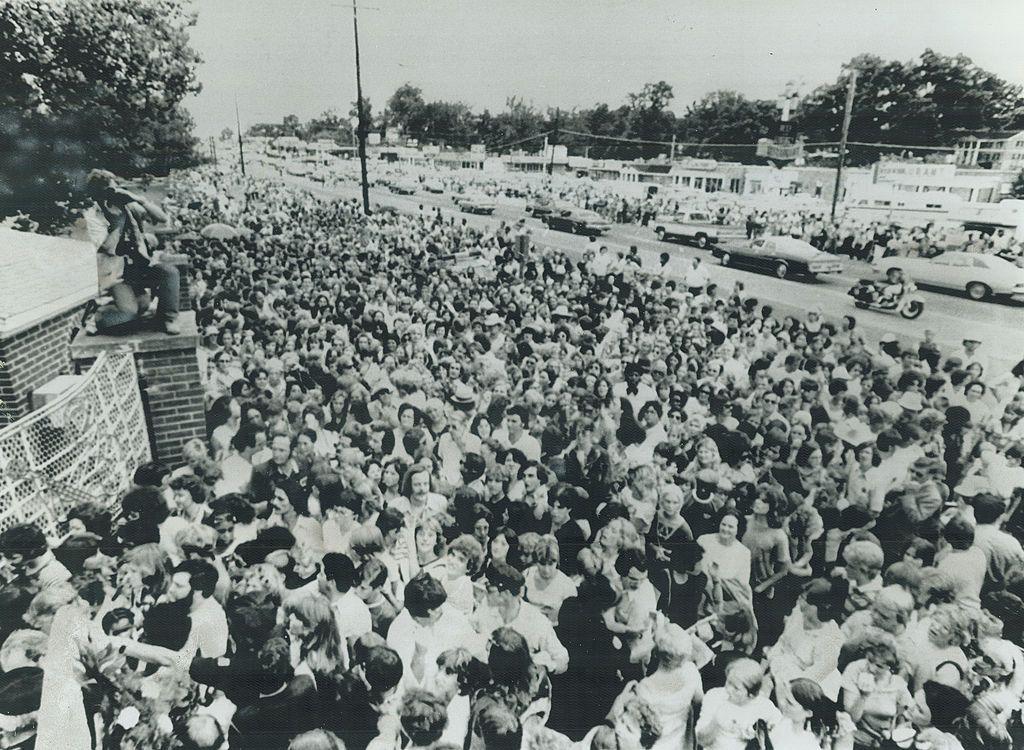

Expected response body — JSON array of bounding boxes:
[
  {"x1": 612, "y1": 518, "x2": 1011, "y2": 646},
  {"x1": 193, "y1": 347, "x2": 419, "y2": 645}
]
[{"x1": 76, "y1": 169, "x2": 181, "y2": 335}]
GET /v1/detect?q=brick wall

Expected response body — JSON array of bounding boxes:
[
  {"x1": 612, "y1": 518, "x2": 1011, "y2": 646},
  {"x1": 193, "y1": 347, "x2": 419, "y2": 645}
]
[
  {"x1": 71, "y1": 312, "x2": 205, "y2": 466},
  {"x1": 0, "y1": 305, "x2": 85, "y2": 426}
]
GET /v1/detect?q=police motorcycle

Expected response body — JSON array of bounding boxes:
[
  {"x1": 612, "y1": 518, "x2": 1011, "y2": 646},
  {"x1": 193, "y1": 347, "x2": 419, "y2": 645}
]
[{"x1": 848, "y1": 268, "x2": 925, "y2": 319}]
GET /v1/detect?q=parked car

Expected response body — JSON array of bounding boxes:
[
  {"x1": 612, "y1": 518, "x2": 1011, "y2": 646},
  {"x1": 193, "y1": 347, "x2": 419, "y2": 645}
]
[
  {"x1": 712, "y1": 236, "x2": 844, "y2": 279},
  {"x1": 652, "y1": 211, "x2": 720, "y2": 248},
  {"x1": 389, "y1": 180, "x2": 418, "y2": 195},
  {"x1": 542, "y1": 208, "x2": 612, "y2": 237},
  {"x1": 458, "y1": 195, "x2": 496, "y2": 215},
  {"x1": 423, "y1": 180, "x2": 444, "y2": 194},
  {"x1": 874, "y1": 251, "x2": 1024, "y2": 301}
]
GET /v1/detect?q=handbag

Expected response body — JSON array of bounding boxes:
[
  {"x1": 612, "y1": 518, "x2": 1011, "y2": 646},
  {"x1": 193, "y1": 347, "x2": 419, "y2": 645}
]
[{"x1": 745, "y1": 718, "x2": 774, "y2": 750}]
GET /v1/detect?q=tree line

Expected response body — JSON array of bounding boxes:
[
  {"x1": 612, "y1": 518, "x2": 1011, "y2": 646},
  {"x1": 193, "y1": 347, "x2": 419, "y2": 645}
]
[{"x1": 254, "y1": 50, "x2": 1024, "y2": 169}]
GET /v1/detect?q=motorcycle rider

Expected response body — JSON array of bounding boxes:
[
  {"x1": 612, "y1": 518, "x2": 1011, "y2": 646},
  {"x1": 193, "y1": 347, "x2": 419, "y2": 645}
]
[{"x1": 875, "y1": 268, "x2": 909, "y2": 307}]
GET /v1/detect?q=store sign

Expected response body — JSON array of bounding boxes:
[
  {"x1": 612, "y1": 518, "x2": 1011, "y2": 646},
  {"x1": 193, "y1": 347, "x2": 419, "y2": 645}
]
[{"x1": 874, "y1": 162, "x2": 955, "y2": 181}]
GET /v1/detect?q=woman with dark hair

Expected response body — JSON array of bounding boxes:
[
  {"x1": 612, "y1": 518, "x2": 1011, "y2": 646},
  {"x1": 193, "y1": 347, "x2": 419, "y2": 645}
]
[
  {"x1": 467, "y1": 627, "x2": 546, "y2": 750},
  {"x1": 742, "y1": 484, "x2": 793, "y2": 648},
  {"x1": 771, "y1": 677, "x2": 850, "y2": 750},
  {"x1": 767, "y1": 578, "x2": 845, "y2": 711},
  {"x1": 380, "y1": 402, "x2": 421, "y2": 461},
  {"x1": 549, "y1": 484, "x2": 592, "y2": 578},
  {"x1": 549, "y1": 573, "x2": 626, "y2": 741}
]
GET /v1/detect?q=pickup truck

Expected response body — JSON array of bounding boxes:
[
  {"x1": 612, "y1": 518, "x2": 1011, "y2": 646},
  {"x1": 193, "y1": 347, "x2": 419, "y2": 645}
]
[{"x1": 652, "y1": 210, "x2": 720, "y2": 249}]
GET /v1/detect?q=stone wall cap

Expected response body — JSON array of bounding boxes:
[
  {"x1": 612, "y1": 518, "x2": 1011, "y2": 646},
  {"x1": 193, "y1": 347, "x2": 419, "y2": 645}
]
[{"x1": 70, "y1": 312, "x2": 200, "y2": 359}]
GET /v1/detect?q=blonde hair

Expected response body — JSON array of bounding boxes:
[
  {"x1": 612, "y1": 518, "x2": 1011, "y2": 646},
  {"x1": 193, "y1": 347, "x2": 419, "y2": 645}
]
[
  {"x1": 0, "y1": 629, "x2": 48, "y2": 671},
  {"x1": 26, "y1": 584, "x2": 78, "y2": 632},
  {"x1": 725, "y1": 658, "x2": 765, "y2": 696},
  {"x1": 653, "y1": 623, "x2": 693, "y2": 668}
]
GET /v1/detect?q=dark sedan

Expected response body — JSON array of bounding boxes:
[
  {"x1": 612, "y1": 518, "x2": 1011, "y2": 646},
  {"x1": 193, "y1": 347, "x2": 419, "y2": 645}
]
[
  {"x1": 711, "y1": 236, "x2": 844, "y2": 280},
  {"x1": 542, "y1": 209, "x2": 612, "y2": 238}
]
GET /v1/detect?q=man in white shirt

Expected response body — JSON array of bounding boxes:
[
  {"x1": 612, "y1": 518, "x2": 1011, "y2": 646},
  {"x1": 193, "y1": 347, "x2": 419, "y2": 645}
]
[
  {"x1": 683, "y1": 257, "x2": 710, "y2": 294},
  {"x1": 321, "y1": 553, "x2": 372, "y2": 661},
  {"x1": 214, "y1": 423, "x2": 261, "y2": 496},
  {"x1": 863, "y1": 429, "x2": 907, "y2": 515},
  {"x1": 166, "y1": 559, "x2": 229, "y2": 660},
  {"x1": 612, "y1": 362, "x2": 657, "y2": 415},
  {"x1": 472, "y1": 562, "x2": 569, "y2": 674},
  {"x1": 492, "y1": 405, "x2": 542, "y2": 462},
  {"x1": 386, "y1": 573, "x2": 483, "y2": 690}
]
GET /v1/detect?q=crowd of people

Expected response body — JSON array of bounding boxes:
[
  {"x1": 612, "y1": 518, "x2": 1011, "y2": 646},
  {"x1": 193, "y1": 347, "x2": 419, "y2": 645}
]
[
  {"x1": 2, "y1": 164, "x2": 1024, "y2": 750},
  {"x1": 350, "y1": 165, "x2": 1024, "y2": 267}
]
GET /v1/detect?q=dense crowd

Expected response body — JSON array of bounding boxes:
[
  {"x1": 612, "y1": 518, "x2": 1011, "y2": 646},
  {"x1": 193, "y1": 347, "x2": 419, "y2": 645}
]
[
  {"x1": 2, "y1": 165, "x2": 1024, "y2": 750},
  {"x1": 358, "y1": 166, "x2": 1024, "y2": 265}
]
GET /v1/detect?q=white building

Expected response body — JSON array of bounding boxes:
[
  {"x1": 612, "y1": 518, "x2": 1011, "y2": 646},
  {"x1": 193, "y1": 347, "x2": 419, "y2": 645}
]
[
  {"x1": 954, "y1": 130, "x2": 1024, "y2": 173},
  {"x1": 871, "y1": 160, "x2": 1010, "y2": 203}
]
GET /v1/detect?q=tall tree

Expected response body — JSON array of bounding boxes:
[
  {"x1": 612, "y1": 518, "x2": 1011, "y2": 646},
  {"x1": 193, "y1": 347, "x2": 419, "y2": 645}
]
[
  {"x1": 623, "y1": 81, "x2": 677, "y2": 159},
  {"x1": 798, "y1": 51, "x2": 1024, "y2": 164},
  {"x1": 386, "y1": 83, "x2": 425, "y2": 133},
  {"x1": 676, "y1": 90, "x2": 778, "y2": 161},
  {"x1": 0, "y1": 0, "x2": 203, "y2": 229}
]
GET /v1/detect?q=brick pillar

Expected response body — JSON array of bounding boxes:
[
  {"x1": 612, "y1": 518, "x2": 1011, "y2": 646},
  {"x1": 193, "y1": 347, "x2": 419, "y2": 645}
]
[
  {"x1": 71, "y1": 312, "x2": 205, "y2": 465},
  {"x1": 158, "y1": 252, "x2": 192, "y2": 312}
]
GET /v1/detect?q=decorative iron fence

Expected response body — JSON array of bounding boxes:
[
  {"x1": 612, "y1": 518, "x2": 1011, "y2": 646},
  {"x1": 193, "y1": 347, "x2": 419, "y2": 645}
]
[{"x1": 0, "y1": 352, "x2": 150, "y2": 538}]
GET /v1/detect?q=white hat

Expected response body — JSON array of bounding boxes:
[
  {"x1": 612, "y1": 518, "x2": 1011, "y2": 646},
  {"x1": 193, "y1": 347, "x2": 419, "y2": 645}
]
[
  {"x1": 955, "y1": 475, "x2": 992, "y2": 498},
  {"x1": 449, "y1": 382, "x2": 477, "y2": 409},
  {"x1": 482, "y1": 312, "x2": 502, "y2": 327},
  {"x1": 896, "y1": 391, "x2": 925, "y2": 412},
  {"x1": 834, "y1": 418, "x2": 874, "y2": 447},
  {"x1": 552, "y1": 304, "x2": 573, "y2": 319}
]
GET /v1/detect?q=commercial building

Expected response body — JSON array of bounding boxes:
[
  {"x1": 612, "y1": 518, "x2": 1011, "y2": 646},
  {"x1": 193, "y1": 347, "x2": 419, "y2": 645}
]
[
  {"x1": 870, "y1": 160, "x2": 1010, "y2": 203},
  {"x1": 954, "y1": 130, "x2": 1024, "y2": 173}
]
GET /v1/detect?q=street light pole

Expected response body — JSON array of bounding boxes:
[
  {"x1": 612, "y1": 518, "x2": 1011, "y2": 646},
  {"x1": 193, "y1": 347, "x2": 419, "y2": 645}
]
[
  {"x1": 235, "y1": 98, "x2": 246, "y2": 177},
  {"x1": 830, "y1": 69, "x2": 857, "y2": 222},
  {"x1": 352, "y1": 0, "x2": 371, "y2": 215}
]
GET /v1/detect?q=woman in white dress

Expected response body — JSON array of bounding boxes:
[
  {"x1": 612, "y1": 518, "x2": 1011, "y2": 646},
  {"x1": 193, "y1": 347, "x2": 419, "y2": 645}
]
[
  {"x1": 767, "y1": 578, "x2": 845, "y2": 709},
  {"x1": 695, "y1": 658, "x2": 782, "y2": 750},
  {"x1": 616, "y1": 622, "x2": 703, "y2": 750}
]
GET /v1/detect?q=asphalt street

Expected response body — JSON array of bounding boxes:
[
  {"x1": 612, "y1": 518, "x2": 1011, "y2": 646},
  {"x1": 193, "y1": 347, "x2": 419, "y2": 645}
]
[{"x1": 261, "y1": 164, "x2": 1024, "y2": 366}]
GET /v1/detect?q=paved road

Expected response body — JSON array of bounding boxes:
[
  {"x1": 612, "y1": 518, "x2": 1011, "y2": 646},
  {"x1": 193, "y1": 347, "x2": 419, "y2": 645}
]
[{"x1": 260, "y1": 166, "x2": 1024, "y2": 365}]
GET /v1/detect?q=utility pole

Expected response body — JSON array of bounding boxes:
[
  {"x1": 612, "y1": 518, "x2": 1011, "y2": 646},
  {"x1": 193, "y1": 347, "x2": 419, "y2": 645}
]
[
  {"x1": 548, "y1": 108, "x2": 559, "y2": 175},
  {"x1": 235, "y1": 98, "x2": 246, "y2": 177},
  {"x1": 352, "y1": 0, "x2": 371, "y2": 215},
  {"x1": 209, "y1": 136, "x2": 218, "y2": 168},
  {"x1": 831, "y1": 69, "x2": 857, "y2": 222},
  {"x1": 670, "y1": 133, "x2": 676, "y2": 162}
]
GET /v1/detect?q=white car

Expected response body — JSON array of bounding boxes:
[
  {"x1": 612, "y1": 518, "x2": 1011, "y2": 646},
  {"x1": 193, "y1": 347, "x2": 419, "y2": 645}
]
[
  {"x1": 874, "y1": 252, "x2": 1024, "y2": 301},
  {"x1": 652, "y1": 211, "x2": 720, "y2": 248}
]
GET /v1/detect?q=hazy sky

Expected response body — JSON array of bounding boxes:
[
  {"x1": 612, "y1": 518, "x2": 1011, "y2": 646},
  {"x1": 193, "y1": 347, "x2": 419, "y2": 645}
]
[{"x1": 186, "y1": 0, "x2": 1024, "y2": 138}]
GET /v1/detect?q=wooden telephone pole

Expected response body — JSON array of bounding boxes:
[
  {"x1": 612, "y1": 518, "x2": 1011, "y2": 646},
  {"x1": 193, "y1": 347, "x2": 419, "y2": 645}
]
[
  {"x1": 235, "y1": 98, "x2": 246, "y2": 177},
  {"x1": 352, "y1": 0, "x2": 370, "y2": 215},
  {"x1": 831, "y1": 70, "x2": 857, "y2": 221}
]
